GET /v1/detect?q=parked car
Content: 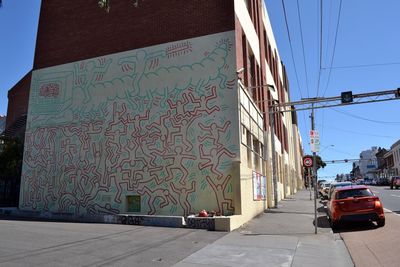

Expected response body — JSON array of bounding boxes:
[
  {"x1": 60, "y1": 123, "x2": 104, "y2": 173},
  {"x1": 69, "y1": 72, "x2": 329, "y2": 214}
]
[
  {"x1": 327, "y1": 181, "x2": 353, "y2": 200},
  {"x1": 377, "y1": 177, "x2": 390, "y2": 186},
  {"x1": 327, "y1": 185, "x2": 385, "y2": 229},
  {"x1": 390, "y1": 176, "x2": 400, "y2": 189}
]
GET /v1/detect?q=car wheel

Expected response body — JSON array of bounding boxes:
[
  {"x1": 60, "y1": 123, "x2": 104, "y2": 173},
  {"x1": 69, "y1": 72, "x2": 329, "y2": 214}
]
[{"x1": 377, "y1": 219, "x2": 385, "y2": 227}]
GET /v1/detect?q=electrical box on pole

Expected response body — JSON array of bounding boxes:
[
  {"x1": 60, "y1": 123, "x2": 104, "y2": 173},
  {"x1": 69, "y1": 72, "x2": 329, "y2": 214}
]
[
  {"x1": 341, "y1": 91, "x2": 353, "y2": 103},
  {"x1": 395, "y1": 88, "x2": 400, "y2": 98}
]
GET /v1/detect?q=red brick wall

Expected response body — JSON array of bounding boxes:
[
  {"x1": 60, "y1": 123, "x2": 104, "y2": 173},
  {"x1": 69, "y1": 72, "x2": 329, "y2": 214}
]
[
  {"x1": 34, "y1": 0, "x2": 235, "y2": 69},
  {"x1": 6, "y1": 72, "x2": 31, "y2": 128}
]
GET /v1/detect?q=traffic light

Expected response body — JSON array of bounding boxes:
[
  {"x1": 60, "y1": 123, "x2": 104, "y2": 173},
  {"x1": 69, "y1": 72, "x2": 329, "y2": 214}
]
[
  {"x1": 341, "y1": 91, "x2": 353, "y2": 103},
  {"x1": 395, "y1": 88, "x2": 400, "y2": 98}
]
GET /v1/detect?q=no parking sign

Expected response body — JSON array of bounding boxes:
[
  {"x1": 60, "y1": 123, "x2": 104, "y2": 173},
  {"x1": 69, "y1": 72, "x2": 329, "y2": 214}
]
[{"x1": 303, "y1": 156, "x2": 313, "y2": 167}]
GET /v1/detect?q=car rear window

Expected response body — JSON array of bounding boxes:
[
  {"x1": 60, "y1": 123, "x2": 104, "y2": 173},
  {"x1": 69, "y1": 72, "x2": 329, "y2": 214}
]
[{"x1": 337, "y1": 189, "x2": 373, "y2": 199}]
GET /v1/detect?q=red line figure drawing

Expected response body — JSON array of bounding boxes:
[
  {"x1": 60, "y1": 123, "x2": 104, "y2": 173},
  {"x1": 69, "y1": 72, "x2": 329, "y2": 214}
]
[
  {"x1": 168, "y1": 113, "x2": 201, "y2": 152},
  {"x1": 60, "y1": 138, "x2": 77, "y2": 167},
  {"x1": 206, "y1": 175, "x2": 234, "y2": 215},
  {"x1": 41, "y1": 175, "x2": 57, "y2": 211},
  {"x1": 164, "y1": 147, "x2": 196, "y2": 185},
  {"x1": 145, "y1": 111, "x2": 172, "y2": 164},
  {"x1": 39, "y1": 82, "x2": 60, "y2": 98},
  {"x1": 108, "y1": 166, "x2": 135, "y2": 204},
  {"x1": 105, "y1": 102, "x2": 129, "y2": 158},
  {"x1": 137, "y1": 186, "x2": 177, "y2": 215},
  {"x1": 59, "y1": 193, "x2": 80, "y2": 214},
  {"x1": 188, "y1": 85, "x2": 220, "y2": 115},
  {"x1": 198, "y1": 144, "x2": 236, "y2": 180},
  {"x1": 198, "y1": 121, "x2": 231, "y2": 149},
  {"x1": 131, "y1": 165, "x2": 164, "y2": 188},
  {"x1": 167, "y1": 93, "x2": 192, "y2": 121},
  {"x1": 170, "y1": 181, "x2": 196, "y2": 217},
  {"x1": 21, "y1": 173, "x2": 38, "y2": 208}
]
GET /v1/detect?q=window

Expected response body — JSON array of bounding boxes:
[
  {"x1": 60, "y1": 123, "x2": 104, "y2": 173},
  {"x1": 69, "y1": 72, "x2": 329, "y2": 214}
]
[
  {"x1": 253, "y1": 138, "x2": 260, "y2": 171},
  {"x1": 127, "y1": 195, "x2": 141, "y2": 212},
  {"x1": 247, "y1": 129, "x2": 252, "y2": 167},
  {"x1": 337, "y1": 189, "x2": 373, "y2": 200}
]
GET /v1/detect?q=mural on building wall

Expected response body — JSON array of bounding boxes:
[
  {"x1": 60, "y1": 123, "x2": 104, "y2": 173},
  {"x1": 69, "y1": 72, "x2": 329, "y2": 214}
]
[{"x1": 20, "y1": 31, "x2": 239, "y2": 217}]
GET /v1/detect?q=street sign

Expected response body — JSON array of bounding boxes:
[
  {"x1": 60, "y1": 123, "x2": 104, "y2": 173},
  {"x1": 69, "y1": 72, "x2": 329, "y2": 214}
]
[
  {"x1": 310, "y1": 130, "x2": 320, "y2": 152},
  {"x1": 303, "y1": 156, "x2": 313, "y2": 167}
]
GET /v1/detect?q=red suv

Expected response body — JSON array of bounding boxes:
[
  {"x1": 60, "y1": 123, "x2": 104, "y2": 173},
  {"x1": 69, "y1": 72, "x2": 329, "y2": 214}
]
[
  {"x1": 327, "y1": 185, "x2": 385, "y2": 229},
  {"x1": 390, "y1": 176, "x2": 400, "y2": 189}
]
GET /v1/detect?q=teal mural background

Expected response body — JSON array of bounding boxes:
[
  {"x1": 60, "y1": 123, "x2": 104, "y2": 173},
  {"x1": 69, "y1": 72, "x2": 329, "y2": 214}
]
[{"x1": 20, "y1": 31, "x2": 239, "y2": 216}]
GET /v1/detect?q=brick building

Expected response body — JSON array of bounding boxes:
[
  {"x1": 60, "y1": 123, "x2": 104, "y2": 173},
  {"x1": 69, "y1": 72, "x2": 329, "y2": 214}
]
[{"x1": 7, "y1": 0, "x2": 303, "y2": 230}]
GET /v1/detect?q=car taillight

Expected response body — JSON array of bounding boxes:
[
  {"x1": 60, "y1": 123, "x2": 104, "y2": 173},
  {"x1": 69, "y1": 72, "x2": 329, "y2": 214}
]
[
  {"x1": 332, "y1": 200, "x2": 344, "y2": 208},
  {"x1": 375, "y1": 200, "x2": 382, "y2": 209}
]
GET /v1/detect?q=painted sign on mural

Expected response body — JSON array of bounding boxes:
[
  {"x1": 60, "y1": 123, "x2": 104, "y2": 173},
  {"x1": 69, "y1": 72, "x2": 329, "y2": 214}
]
[{"x1": 20, "y1": 31, "x2": 239, "y2": 217}]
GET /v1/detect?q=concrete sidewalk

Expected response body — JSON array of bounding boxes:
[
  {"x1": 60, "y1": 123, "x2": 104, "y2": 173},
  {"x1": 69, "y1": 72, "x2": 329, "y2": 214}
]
[{"x1": 174, "y1": 189, "x2": 354, "y2": 267}]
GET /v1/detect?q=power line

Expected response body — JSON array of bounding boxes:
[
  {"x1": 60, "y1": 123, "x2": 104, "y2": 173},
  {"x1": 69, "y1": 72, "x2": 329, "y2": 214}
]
[
  {"x1": 280, "y1": 0, "x2": 303, "y2": 100},
  {"x1": 295, "y1": 0, "x2": 312, "y2": 141},
  {"x1": 296, "y1": 0, "x2": 310, "y2": 99},
  {"x1": 321, "y1": 0, "x2": 343, "y2": 98},
  {"x1": 316, "y1": 0, "x2": 323, "y2": 98},
  {"x1": 322, "y1": 62, "x2": 400, "y2": 70},
  {"x1": 331, "y1": 107, "x2": 400, "y2": 124},
  {"x1": 280, "y1": 0, "x2": 311, "y2": 141},
  {"x1": 315, "y1": 123, "x2": 397, "y2": 139}
]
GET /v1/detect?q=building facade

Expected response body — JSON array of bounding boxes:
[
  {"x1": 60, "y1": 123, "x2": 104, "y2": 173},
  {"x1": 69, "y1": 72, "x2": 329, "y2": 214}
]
[
  {"x1": 10, "y1": 0, "x2": 303, "y2": 230},
  {"x1": 387, "y1": 140, "x2": 400, "y2": 176},
  {"x1": 358, "y1": 146, "x2": 379, "y2": 180}
]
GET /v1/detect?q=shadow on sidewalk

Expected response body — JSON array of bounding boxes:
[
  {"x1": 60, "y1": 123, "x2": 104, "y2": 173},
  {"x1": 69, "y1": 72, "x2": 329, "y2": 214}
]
[
  {"x1": 314, "y1": 215, "x2": 331, "y2": 228},
  {"x1": 264, "y1": 210, "x2": 315, "y2": 215}
]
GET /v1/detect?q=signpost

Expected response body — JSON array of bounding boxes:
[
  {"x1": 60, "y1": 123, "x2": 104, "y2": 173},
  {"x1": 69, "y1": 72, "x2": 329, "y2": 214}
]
[{"x1": 303, "y1": 156, "x2": 313, "y2": 201}]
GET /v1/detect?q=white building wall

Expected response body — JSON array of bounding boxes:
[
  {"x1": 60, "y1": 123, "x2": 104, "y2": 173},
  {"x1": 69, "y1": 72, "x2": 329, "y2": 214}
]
[
  {"x1": 359, "y1": 147, "x2": 379, "y2": 179},
  {"x1": 390, "y1": 140, "x2": 400, "y2": 175}
]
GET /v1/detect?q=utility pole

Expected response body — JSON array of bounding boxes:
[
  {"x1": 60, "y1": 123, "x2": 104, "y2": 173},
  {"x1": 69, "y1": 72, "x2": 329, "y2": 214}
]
[
  {"x1": 311, "y1": 105, "x2": 318, "y2": 234},
  {"x1": 269, "y1": 104, "x2": 278, "y2": 208}
]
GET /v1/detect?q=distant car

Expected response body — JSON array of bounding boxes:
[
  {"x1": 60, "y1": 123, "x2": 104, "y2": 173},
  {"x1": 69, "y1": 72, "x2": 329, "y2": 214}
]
[
  {"x1": 319, "y1": 182, "x2": 331, "y2": 199},
  {"x1": 328, "y1": 182, "x2": 353, "y2": 200},
  {"x1": 355, "y1": 179, "x2": 364, "y2": 185},
  {"x1": 377, "y1": 177, "x2": 390, "y2": 186},
  {"x1": 390, "y1": 176, "x2": 400, "y2": 189},
  {"x1": 364, "y1": 179, "x2": 373, "y2": 185},
  {"x1": 317, "y1": 180, "x2": 327, "y2": 190},
  {"x1": 327, "y1": 185, "x2": 385, "y2": 229}
]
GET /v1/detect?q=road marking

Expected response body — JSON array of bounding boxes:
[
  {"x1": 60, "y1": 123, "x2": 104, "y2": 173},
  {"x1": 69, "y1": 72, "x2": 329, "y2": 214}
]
[
  {"x1": 384, "y1": 208, "x2": 400, "y2": 217},
  {"x1": 373, "y1": 190, "x2": 380, "y2": 194},
  {"x1": 390, "y1": 194, "x2": 400, "y2": 198}
]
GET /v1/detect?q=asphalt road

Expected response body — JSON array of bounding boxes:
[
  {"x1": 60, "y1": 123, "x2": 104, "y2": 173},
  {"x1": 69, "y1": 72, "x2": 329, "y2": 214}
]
[
  {"x1": 369, "y1": 185, "x2": 400, "y2": 213},
  {"x1": 334, "y1": 185, "x2": 400, "y2": 267},
  {"x1": 0, "y1": 219, "x2": 226, "y2": 267}
]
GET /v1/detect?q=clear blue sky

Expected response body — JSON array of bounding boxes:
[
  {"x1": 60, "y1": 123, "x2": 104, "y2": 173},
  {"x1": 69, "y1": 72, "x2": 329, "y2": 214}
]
[
  {"x1": 1, "y1": 0, "x2": 399, "y2": 179},
  {"x1": 265, "y1": 0, "x2": 400, "y2": 180},
  {"x1": 0, "y1": 0, "x2": 41, "y2": 116}
]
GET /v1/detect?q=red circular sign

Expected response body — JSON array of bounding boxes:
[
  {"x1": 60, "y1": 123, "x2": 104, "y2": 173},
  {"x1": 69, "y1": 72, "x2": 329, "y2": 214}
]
[{"x1": 303, "y1": 157, "x2": 313, "y2": 167}]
